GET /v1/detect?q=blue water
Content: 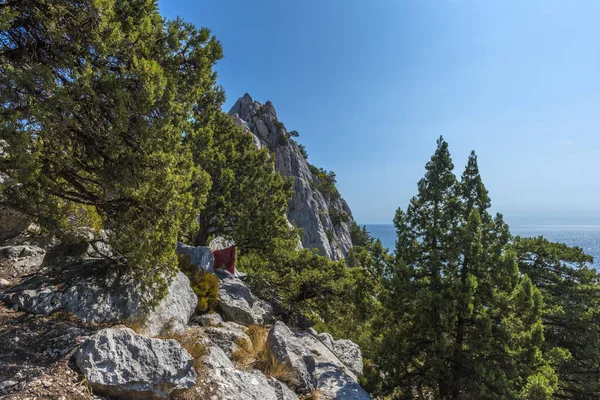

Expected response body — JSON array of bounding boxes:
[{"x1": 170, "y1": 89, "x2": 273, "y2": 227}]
[{"x1": 366, "y1": 224, "x2": 600, "y2": 268}]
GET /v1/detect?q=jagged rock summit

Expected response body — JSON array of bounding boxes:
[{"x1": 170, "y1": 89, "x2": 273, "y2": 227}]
[{"x1": 229, "y1": 94, "x2": 354, "y2": 260}]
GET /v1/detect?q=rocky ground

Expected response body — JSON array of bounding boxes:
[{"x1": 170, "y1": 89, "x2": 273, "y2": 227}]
[
  {"x1": 0, "y1": 305, "x2": 102, "y2": 399},
  {"x1": 0, "y1": 223, "x2": 371, "y2": 400}
]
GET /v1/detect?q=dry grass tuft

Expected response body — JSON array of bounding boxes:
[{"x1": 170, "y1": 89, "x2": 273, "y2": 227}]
[
  {"x1": 122, "y1": 315, "x2": 148, "y2": 334},
  {"x1": 48, "y1": 310, "x2": 111, "y2": 329},
  {"x1": 159, "y1": 329, "x2": 207, "y2": 370},
  {"x1": 301, "y1": 390, "x2": 324, "y2": 400},
  {"x1": 264, "y1": 353, "x2": 295, "y2": 383},
  {"x1": 232, "y1": 325, "x2": 295, "y2": 384},
  {"x1": 231, "y1": 335, "x2": 255, "y2": 366},
  {"x1": 232, "y1": 325, "x2": 268, "y2": 368},
  {"x1": 76, "y1": 375, "x2": 94, "y2": 399}
]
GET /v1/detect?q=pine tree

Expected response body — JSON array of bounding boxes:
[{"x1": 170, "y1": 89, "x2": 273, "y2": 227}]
[
  {"x1": 514, "y1": 236, "x2": 600, "y2": 398},
  {"x1": 384, "y1": 136, "x2": 460, "y2": 398},
  {"x1": 0, "y1": 0, "x2": 222, "y2": 296},
  {"x1": 451, "y1": 152, "x2": 551, "y2": 398},
  {"x1": 187, "y1": 111, "x2": 294, "y2": 255},
  {"x1": 380, "y1": 140, "x2": 554, "y2": 399}
]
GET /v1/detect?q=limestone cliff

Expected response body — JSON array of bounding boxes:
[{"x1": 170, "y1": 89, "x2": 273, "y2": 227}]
[{"x1": 229, "y1": 94, "x2": 354, "y2": 260}]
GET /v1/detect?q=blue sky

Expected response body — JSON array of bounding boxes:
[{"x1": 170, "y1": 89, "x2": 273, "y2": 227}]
[{"x1": 159, "y1": 0, "x2": 600, "y2": 225}]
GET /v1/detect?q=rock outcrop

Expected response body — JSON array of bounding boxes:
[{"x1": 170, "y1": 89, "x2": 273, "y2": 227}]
[
  {"x1": 192, "y1": 312, "x2": 223, "y2": 327},
  {"x1": 0, "y1": 244, "x2": 46, "y2": 278},
  {"x1": 216, "y1": 269, "x2": 273, "y2": 325},
  {"x1": 317, "y1": 332, "x2": 363, "y2": 377},
  {"x1": 176, "y1": 242, "x2": 214, "y2": 272},
  {"x1": 268, "y1": 321, "x2": 316, "y2": 393},
  {"x1": 297, "y1": 331, "x2": 369, "y2": 399},
  {"x1": 0, "y1": 206, "x2": 30, "y2": 241},
  {"x1": 142, "y1": 271, "x2": 197, "y2": 336},
  {"x1": 228, "y1": 94, "x2": 355, "y2": 260},
  {"x1": 75, "y1": 327, "x2": 197, "y2": 399},
  {"x1": 0, "y1": 260, "x2": 197, "y2": 337},
  {"x1": 266, "y1": 322, "x2": 370, "y2": 400},
  {"x1": 203, "y1": 320, "x2": 252, "y2": 357},
  {"x1": 202, "y1": 345, "x2": 299, "y2": 400}
]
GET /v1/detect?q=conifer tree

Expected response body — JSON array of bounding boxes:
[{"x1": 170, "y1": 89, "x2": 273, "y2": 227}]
[
  {"x1": 187, "y1": 111, "x2": 294, "y2": 254},
  {"x1": 380, "y1": 139, "x2": 554, "y2": 399},
  {"x1": 384, "y1": 136, "x2": 460, "y2": 398},
  {"x1": 514, "y1": 237, "x2": 600, "y2": 398},
  {"x1": 0, "y1": 0, "x2": 221, "y2": 295},
  {"x1": 451, "y1": 152, "x2": 552, "y2": 398}
]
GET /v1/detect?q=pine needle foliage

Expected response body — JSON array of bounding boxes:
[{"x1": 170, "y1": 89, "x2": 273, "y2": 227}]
[{"x1": 0, "y1": 0, "x2": 222, "y2": 299}]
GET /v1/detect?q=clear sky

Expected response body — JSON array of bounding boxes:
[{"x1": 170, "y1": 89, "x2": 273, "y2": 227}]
[{"x1": 159, "y1": 0, "x2": 600, "y2": 225}]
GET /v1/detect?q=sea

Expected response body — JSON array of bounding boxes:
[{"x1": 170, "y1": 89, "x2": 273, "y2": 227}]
[{"x1": 365, "y1": 224, "x2": 600, "y2": 269}]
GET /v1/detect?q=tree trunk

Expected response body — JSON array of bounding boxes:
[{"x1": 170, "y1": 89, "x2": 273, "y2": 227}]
[
  {"x1": 452, "y1": 258, "x2": 469, "y2": 399},
  {"x1": 194, "y1": 215, "x2": 210, "y2": 246}
]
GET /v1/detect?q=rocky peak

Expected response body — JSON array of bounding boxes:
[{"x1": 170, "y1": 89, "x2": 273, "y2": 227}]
[{"x1": 228, "y1": 94, "x2": 354, "y2": 260}]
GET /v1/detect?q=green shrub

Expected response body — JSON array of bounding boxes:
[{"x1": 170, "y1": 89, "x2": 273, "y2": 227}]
[
  {"x1": 278, "y1": 133, "x2": 288, "y2": 146},
  {"x1": 239, "y1": 245, "x2": 354, "y2": 319},
  {"x1": 328, "y1": 207, "x2": 349, "y2": 226},
  {"x1": 178, "y1": 254, "x2": 220, "y2": 313},
  {"x1": 297, "y1": 143, "x2": 308, "y2": 159},
  {"x1": 359, "y1": 359, "x2": 384, "y2": 397},
  {"x1": 308, "y1": 165, "x2": 340, "y2": 200},
  {"x1": 308, "y1": 164, "x2": 321, "y2": 176},
  {"x1": 0, "y1": 0, "x2": 219, "y2": 302},
  {"x1": 326, "y1": 229, "x2": 334, "y2": 242}
]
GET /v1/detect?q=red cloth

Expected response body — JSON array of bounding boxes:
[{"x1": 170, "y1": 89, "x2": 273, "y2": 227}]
[{"x1": 212, "y1": 245, "x2": 236, "y2": 274}]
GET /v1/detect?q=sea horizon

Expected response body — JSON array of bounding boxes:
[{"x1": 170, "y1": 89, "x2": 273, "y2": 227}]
[{"x1": 364, "y1": 223, "x2": 600, "y2": 268}]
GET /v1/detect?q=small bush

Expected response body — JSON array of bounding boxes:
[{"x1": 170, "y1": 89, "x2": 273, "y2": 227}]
[
  {"x1": 328, "y1": 207, "x2": 349, "y2": 226},
  {"x1": 297, "y1": 143, "x2": 308, "y2": 159},
  {"x1": 295, "y1": 226, "x2": 305, "y2": 242},
  {"x1": 359, "y1": 358, "x2": 384, "y2": 397},
  {"x1": 308, "y1": 166, "x2": 340, "y2": 200},
  {"x1": 178, "y1": 253, "x2": 220, "y2": 313},
  {"x1": 326, "y1": 229, "x2": 334, "y2": 242},
  {"x1": 278, "y1": 133, "x2": 288, "y2": 146},
  {"x1": 308, "y1": 164, "x2": 320, "y2": 176}
]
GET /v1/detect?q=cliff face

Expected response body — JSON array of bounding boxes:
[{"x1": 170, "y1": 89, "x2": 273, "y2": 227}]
[{"x1": 229, "y1": 94, "x2": 354, "y2": 260}]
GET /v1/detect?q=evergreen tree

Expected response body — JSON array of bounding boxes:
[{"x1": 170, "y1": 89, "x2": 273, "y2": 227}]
[
  {"x1": 238, "y1": 243, "x2": 355, "y2": 325},
  {"x1": 381, "y1": 136, "x2": 459, "y2": 398},
  {"x1": 0, "y1": 0, "x2": 221, "y2": 295},
  {"x1": 187, "y1": 111, "x2": 294, "y2": 254},
  {"x1": 514, "y1": 236, "x2": 600, "y2": 398},
  {"x1": 335, "y1": 227, "x2": 390, "y2": 356},
  {"x1": 451, "y1": 152, "x2": 551, "y2": 399},
  {"x1": 379, "y1": 139, "x2": 553, "y2": 399}
]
